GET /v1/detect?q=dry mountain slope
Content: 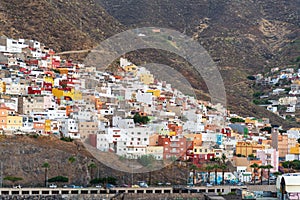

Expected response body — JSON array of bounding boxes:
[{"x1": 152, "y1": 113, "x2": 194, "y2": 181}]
[
  {"x1": 0, "y1": 0, "x2": 124, "y2": 52},
  {"x1": 0, "y1": 135, "x2": 188, "y2": 186},
  {"x1": 99, "y1": 0, "x2": 300, "y2": 127}
]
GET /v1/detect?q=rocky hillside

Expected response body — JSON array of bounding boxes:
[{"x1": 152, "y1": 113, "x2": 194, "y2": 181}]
[
  {"x1": 0, "y1": 0, "x2": 299, "y2": 126},
  {"x1": 0, "y1": 0, "x2": 124, "y2": 52},
  {"x1": 99, "y1": 0, "x2": 300, "y2": 127},
  {"x1": 0, "y1": 135, "x2": 189, "y2": 187}
]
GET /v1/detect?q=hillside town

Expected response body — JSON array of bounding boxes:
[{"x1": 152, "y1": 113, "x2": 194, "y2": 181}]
[
  {"x1": 0, "y1": 36, "x2": 300, "y2": 196},
  {"x1": 252, "y1": 62, "x2": 300, "y2": 121}
]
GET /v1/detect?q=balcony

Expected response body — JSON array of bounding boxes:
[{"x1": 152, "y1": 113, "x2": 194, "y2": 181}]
[
  {"x1": 170, "y1": 150, "x2": 180, "y2": 154},
  {"x1": 170, "y1": 143, "x2": 180, "y2": 147}
]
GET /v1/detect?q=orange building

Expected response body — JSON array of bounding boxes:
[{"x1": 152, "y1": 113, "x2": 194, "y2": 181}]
[
  {"x1": 272, "y1": 132, "x2": 289, "y2": 159},
  {"x1": 184, "y1": 133, "x2": 203, "y2": 146},
  {"x1": 0, "y1": 105, "x2": 15, "y2": 129},
  {"x1": 236, "y1": 141, "x2": 264, "y2": 157},
  {"x1": 33, "y1": 121, "x2": 45, "y2": 134}
]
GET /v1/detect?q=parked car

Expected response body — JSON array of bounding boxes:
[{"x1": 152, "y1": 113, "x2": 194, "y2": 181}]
[
  {"x1": 165, "y1": 182, "x2": 171, "y2": 186},
  {"x1": 13, "y1": 185, "x2": 21, "y2": 189},
  {"x1": 119, "y1": 184, "x2": 130, "y2": 188},
  {"x1": 138, "y1": 181, "x2": 148, "y2": 188},
  {"x1": 106, "y1": 184, "x2": 115, "y2": 189},
  {"x1": 157, "y1": 182, "x2": 163, "y2": 186},
  {"x1": 131, "y1": 184, "x2": 140, "y2": 188},
  {"x1": 67, "y1": 185, "x2": 83, "y2": 188},
  {"x1": 49, "y1": 184, "x2": 57, "y2": 188},
  {"x1": 206, "y1": 183, "x2": 213, "y2": 187},
  {"x1": 95, "y1": 184, "x2": 102, "y2": 188}
]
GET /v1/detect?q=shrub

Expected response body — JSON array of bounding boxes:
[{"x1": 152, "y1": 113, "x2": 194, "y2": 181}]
[
  {"x1": 230, "y1": 118, "x2": 245, "y2": 123},
  {"x1": 48, "y1": 176, "x2": 68, "y2": 183},
  {"x1": 247, "y1": 75, "x2": 256, "y2": 80},
  {"x1": 60, "y1": 137, "x2": 73, "y2": 142}
]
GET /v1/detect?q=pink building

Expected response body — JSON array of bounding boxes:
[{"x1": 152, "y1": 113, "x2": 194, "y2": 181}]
[{"x1": 256, "y1": 148, "x2": 278, "y2": 172}]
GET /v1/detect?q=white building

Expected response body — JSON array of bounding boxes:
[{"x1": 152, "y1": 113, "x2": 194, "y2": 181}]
[{"x1": 60, "y1": 119, "x2": 80, "y2": 139}]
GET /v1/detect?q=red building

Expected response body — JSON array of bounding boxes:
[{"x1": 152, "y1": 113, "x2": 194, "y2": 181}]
[
  {"x1": 27, "y1": 87, "x2": 41, "y2": 95},
  {"x1": 43, "y1": 82, "x2": 52, "y2": 91},
  {"x1": 158, "y1": 135, "x2": 187, "y2": 160},
  {"x1": 221, "y1": 128, "x2": 232, "y2": 137}
]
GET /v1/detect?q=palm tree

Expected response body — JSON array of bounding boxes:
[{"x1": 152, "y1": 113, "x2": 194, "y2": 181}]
[
  {"x1": 88, "y1": 162, "x2": 97, "y2": 181},
  {"x1": 265, "y1": 164, "x2": 274, "y2": 185},
  {"x1": 205, "y1": 165, "x2": 214, "y2": 184},
  {"x1": 42, "y1": 162, "x2": 50, "y2": 187},
  {"x1": 213, "y1": 164, "x2": 219, "y2": 185},
  {"x1": 68, "y1": 156, "x2": 76, "y2": 184},
  {"x1": 190, "y1": 164, "x2": 199, "y2": 185},
  {"x1": 250, "y1": 163, "x2": 259, "y2": 184},
  {"x1": 219, "y1": 164, "x2": 227, "y2": 185},
  {"x1": 259, "y1": 165, "x2": 266, "y2": 185},
  {"x1": 221, "y1": 153, "x2": 227, "y2": 165}
]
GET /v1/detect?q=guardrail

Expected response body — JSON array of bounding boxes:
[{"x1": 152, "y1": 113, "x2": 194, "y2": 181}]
[{"x1": 0, "y1": 185, "x2": 276, "y2": 196}]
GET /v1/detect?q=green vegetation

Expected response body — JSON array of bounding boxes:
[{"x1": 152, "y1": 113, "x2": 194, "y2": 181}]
[
  {"x1": 247, "y1": 75, "x2": 256, "y2": 80},
  {"x1": 90, "y1": 176, "x2": 117, "y2": 185},
  {"x1": 248, "y1": 154, "x2": 256, "y2": 158},
  {"x1": 133, "y1": 113, "x2": 150, "y2": 124},
  {"x1": 229, "y1": 118, "x2": 245, "y2": 123},
  {"x1": 4, "y1": 176, "x2": 23, "y2": 185},
  {"x1": 48, "y1": 176, "x2": 68, "y2": 183},
  {"x1": 138, "y1": 154, "x2": 156, "y2": 167},
  {"x1": 227, "y1": 192, "x2": 237, "y2": 195},
  {"x1": 68, "y1": 156, "x2": 76, "y2": 184},
  {"x1": 260, "y1": 126, "x2": 272, "y2": 133},
  {"x1": 88, "y1": 162, "x2": 97, "y2": 180},
  {"x1": 253, "y1": 99, "x2": 272, "y2": 105},
  {"x1": 51, "y1": 69, "x2": 60, "y2": 74},
  {"x1": 190, "y1": 164, "x2": 200, "y2": 185},
  {"x1": 253, "y1": 91, "x2": 264, "y2": 98},
  {"x1": 250, "y1": 163, "x2": 259, "y2": 185},
  {"x1": 282, "y1": 160, "x2": 300, "y2": 170},
  {"x1": 42, "y1": 162, "x2": 50, "y2": 187},
  {"x1": 60, "y1": 137, "x2": 73, "y2": 142}
]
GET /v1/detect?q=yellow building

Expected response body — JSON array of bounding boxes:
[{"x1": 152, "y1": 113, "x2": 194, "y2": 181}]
[
  {"x1": 290, "y1": 144, "x2": 300, "y2": 155},
  {"x1": 0, "y1": 81, "x2": 6, "y2": 93},
  {"x1": 245, "y1": 117, "x2": 258, "y2": 126},
  {"x1": 236, "y1": 141, "x2": 264, "y2": 157},
  {"x1": 45, "y1": 119, "x2": 51, "y2": 133},
  {"x1": 193, "y1": 146, "x2": 214, "y2": 155},
  {"x1": 146, "y1": 89, "x2": 160, "y2": 97},
  {"x1": 7, "y1": 115, "x2": 23, "y2": 130},
  {"x1": 140, "y1": 73, "x2": 154, "y2": 85},
  {"x1": 124, "y1": 65, "x2": 138, "y2": 76},
  {"x1": 44, "y1": 76, "x2": 54, "y2": 85},
  {"x1": 169, "y1": 131, "x2": 176, "y2": 136},
  {"x1": 52, "y1": 88, "x2": 82, "y2": 100}
]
